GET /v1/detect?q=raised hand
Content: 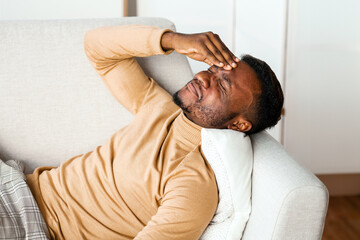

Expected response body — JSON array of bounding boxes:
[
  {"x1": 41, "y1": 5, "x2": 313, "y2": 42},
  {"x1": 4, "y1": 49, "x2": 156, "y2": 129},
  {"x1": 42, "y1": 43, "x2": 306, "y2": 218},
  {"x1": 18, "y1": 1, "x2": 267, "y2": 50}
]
[{"x1": 161, "y1": 31, "x2": 240, "y2": 70}]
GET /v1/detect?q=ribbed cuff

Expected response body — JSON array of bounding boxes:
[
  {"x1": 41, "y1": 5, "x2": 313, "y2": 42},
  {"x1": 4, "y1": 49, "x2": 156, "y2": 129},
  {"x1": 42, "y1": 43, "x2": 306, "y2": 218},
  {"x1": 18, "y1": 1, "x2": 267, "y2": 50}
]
[{"x1": 149, "y1": 28, "x2": 174, "y2": 55}]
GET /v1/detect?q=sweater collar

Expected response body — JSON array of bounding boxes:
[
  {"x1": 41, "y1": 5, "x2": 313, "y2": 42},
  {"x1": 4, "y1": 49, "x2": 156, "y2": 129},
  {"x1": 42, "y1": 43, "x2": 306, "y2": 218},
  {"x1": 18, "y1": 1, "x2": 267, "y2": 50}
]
[{"x1": 173, "y1": 110, "x2": 202, "y2": 146}]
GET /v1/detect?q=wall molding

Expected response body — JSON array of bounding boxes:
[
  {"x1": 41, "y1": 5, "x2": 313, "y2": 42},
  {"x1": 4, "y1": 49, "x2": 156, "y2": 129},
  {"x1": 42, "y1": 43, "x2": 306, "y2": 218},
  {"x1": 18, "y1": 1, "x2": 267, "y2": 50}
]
[{"x1": 317, "y1": 174, "x2": 360, "y2": 196}]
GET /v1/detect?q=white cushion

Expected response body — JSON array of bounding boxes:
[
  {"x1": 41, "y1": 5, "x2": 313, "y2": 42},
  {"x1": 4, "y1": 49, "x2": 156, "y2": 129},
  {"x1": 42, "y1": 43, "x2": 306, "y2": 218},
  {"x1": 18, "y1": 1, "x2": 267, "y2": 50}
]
[{"x1": 200, "y1": 128, "x2": 253, "y2": 240}]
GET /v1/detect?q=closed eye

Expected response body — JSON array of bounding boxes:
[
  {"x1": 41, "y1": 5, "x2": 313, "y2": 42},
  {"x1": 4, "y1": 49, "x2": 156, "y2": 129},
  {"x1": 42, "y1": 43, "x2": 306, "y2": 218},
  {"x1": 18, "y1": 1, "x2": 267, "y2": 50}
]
[
  {"x1": 208, "y1": 67, "x2": 227, "y2": 93},
  {"x1": 218, "y1": 79, "x2": 227, "y2": 93}
]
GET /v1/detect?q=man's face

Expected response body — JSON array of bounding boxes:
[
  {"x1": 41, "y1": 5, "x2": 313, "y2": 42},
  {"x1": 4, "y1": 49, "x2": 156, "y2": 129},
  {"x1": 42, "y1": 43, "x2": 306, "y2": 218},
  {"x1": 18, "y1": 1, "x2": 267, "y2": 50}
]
[{"x1": 173, "y1": 61, "x2": 261, "y2": 130}]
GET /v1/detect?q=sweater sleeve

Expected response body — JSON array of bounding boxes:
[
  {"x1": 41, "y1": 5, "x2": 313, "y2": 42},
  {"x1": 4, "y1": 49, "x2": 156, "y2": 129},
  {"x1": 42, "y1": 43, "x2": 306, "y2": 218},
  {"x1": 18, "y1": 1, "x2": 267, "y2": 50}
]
[
  {"x1": 84, "y1": 25, "x2": 174, "y2": 114},
  {"x1": 134, "y1": 150, "x2": 218, "y2": 240}
]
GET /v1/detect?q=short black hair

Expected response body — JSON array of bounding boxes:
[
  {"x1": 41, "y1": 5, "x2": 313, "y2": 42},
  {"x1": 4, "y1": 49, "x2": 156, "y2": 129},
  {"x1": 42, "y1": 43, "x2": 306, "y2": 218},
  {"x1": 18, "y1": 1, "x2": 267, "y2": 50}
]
[{"x1": 241, "y1": 54, "x2": 284, "y2": 135}]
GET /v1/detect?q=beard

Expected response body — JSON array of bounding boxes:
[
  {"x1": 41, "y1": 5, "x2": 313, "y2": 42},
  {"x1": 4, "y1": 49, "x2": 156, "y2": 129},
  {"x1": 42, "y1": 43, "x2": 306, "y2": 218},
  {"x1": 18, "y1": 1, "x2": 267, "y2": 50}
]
[
  {"x1": 172, "y1": 90, "x2": 237, "y2": 128},
  {"x1": 172, "y1": 90, "x2": 187, "y2": 112}
]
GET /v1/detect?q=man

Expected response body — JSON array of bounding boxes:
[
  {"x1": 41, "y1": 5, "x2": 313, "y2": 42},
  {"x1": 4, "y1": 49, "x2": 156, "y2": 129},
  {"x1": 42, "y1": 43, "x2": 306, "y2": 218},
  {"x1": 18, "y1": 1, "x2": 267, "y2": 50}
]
[{"x1": 25, "y1": 25, "x2": 283, "y2": 239}]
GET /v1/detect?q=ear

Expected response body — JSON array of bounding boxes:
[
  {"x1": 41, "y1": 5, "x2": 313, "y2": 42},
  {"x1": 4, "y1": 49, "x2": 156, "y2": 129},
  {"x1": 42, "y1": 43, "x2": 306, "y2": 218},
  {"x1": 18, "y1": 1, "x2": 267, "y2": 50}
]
[{"x1": 227, "y1": 119, "x2": 252, "y2": 132}]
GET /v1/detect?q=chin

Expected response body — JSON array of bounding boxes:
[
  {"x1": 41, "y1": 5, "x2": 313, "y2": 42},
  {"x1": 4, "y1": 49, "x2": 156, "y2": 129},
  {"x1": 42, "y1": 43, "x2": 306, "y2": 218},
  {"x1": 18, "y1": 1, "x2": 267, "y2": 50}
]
[{"x1": 173, "y1": 88, "x2": 192, "y2": 110}]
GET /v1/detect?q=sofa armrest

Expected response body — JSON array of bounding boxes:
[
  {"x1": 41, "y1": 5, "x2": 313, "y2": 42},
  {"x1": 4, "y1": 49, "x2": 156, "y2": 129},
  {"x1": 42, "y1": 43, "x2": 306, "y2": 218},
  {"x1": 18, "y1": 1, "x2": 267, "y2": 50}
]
[{"x1": 243, "y1": 131, "x2": 329, "y2": 240}]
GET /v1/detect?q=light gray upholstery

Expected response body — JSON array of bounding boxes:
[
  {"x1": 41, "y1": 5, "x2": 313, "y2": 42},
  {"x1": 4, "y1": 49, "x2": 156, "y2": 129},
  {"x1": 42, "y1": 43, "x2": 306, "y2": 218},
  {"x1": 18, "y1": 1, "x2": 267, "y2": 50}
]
[
  {"x1": 243, "y1": 132, "x2": 328, "y2": 239},
  {"x1": 0, "y1": 17, "x2": 192, "y2": 173},
  {"x1": 0, "y1": 17, "x2": 328, "y2": 239}
]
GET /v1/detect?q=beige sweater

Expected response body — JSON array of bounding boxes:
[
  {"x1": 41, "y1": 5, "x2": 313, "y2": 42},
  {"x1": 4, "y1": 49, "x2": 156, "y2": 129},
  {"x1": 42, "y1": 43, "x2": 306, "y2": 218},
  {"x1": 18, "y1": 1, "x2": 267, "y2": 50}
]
[{"x1": 27, "y1": 25, "x2": 218, "y2": 240}]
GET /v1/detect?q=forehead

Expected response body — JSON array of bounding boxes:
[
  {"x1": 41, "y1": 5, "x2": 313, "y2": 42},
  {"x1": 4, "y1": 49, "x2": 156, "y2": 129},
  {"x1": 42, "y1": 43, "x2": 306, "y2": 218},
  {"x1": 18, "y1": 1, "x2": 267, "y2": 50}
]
[{"x1": 227, "y1": 61, "x2": 261, "y2": 94}]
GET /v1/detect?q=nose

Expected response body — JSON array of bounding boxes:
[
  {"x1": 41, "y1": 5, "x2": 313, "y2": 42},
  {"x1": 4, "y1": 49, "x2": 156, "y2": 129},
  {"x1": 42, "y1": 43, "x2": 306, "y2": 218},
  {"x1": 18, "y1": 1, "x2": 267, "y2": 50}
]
[{"x1": 196, "y1": 71, "x2": 211, "y2": 89}]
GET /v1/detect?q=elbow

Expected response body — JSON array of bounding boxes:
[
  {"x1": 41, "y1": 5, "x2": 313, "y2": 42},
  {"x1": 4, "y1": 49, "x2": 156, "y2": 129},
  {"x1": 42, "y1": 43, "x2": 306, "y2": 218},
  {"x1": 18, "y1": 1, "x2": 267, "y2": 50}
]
[
  {"x1": 83, "y1": 30, "x2": 96, "y2": 60},
  {"x1": 83, "y1": 28, "x2": 98, "y2": 49}
]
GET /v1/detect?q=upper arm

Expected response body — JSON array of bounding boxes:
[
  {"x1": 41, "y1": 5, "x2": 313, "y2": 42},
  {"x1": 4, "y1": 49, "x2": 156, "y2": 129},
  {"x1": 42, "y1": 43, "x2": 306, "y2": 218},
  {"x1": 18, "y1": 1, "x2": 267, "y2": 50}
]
[
  {"x1": 92, "y1": 57, "x2": 172, "y2": 114},
  {"x1": 134, "y1": 152, "x2": 218, "y2": 240},
  {"x1": 84, "y1": 25, "x2": 173, "y2": 114}
]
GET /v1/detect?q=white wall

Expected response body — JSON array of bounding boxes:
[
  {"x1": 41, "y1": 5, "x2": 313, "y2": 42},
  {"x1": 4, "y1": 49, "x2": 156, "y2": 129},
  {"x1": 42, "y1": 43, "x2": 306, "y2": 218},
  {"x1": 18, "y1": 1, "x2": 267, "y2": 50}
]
[
  {"x1": 284, "y1": 0, "x2": 360, "y2": 174},
  {"x1": 137, "y1": 0, "x2": 287, "y2": 142},
  {"x1": 0, "y1": 0, "x2": 123, "y2": 20},
  {"x1": 235, "y1": 0, "x2": 287, "y2": 142},
  {"x1": 137, "y1": 0, "x2": 235, "y2": 75}
]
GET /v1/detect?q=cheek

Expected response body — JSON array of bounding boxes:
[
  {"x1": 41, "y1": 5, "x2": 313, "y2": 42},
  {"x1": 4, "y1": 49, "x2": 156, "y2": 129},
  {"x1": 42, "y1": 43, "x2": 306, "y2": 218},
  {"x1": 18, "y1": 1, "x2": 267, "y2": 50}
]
[
  {"x1": 201, "y1": 94, "x2": 228, "y2": 115},
  {"x1": 234, "y1": 91, "x2": 253, "y2": 112},
  {"x1": 205, "y1": 91, "x2": 229, "y2": 109}
]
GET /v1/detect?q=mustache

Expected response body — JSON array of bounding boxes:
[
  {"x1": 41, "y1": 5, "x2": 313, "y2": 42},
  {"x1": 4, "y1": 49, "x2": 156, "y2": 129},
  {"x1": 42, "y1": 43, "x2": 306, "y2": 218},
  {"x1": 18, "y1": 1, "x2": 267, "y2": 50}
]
[{"x1": 192, "y1": 79, "x2": 203, "y2": 102}]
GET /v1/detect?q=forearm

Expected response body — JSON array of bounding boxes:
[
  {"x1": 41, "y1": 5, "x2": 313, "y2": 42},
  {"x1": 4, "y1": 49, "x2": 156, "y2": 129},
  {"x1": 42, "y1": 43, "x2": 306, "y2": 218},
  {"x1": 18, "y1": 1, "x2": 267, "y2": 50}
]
[{"x1": 84, "y1": 25, "x2": 173, "y2": 75}]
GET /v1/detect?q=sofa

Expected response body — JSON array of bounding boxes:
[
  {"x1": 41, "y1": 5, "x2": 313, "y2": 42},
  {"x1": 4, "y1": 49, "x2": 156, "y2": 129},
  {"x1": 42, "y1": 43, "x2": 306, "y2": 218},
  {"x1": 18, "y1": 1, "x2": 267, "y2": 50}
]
[{"x1": 0, "y1": 17, "x2": 328, "y2": 239}]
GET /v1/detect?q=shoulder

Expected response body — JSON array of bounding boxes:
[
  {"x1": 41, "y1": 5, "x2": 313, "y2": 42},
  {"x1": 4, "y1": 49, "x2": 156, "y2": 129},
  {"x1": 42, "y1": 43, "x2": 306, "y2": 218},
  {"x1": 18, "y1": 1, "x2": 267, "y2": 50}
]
[
  {"x1": 138, "y1": 77, "x2": 179, "y2": 114},
  {"x1": 167, "y1": 146, "x2": 218, "y2": 203},
  {"x1": 163, "y1": 147, "x2": 218, "y2": 224},
  {"x1": 180, "y1": 146, "x2": 216, "y2": 179}
]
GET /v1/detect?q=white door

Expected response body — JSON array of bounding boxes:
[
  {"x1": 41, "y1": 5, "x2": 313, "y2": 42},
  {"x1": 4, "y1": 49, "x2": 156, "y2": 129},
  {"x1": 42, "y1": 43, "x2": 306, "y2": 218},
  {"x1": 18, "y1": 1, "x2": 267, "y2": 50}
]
[
  {"x1": 284, "y1": 0, "x2": 360, "y2": 174},
  {"x1": 234, "y1": 0, "x2": 288, "y2": 142},
  {"x1": 137, "y1": 0, "x2": 235, "y2": 75}
]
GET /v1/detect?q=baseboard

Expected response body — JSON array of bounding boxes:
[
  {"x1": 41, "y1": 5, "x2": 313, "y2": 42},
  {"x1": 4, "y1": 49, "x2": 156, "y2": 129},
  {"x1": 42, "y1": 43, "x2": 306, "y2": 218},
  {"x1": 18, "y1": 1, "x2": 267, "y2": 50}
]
[{"x1": 316, "y1": 173, "x2": 360, "y2": 196}]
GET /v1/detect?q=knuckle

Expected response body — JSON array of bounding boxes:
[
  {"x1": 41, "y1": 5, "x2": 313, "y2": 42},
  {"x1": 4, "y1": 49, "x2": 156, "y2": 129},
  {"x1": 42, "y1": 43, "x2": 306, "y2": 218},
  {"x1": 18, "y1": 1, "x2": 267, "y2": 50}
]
[
  {"x1": 221, "y1": 47, "x2": 228, "y2": 53},
  {"x1": 225, "y1": 53, "x2": 233, "y2": 59},
  {"x1": 200, "y1": 34, "x2": 208, "y2": 41},
  {"x1": 223, "y1": 51, "x2": 231, "y2": 57},
  {"x1": 221, "y1": 45, "x2": 229, "y2": 51},
  {"x1": 207, "y1": 54, "x2": 216, "y2": 61},
  {"x1": 196, "y1": 38, "x2": 205, "y2": 45},
  {"x1": 199, "y1": 45, "x2": 208, "y2": 52},
  {"x1": 226, "y1": 56, "x2": 233, "y2": 62},
  {"x1": 214, "y1": 49, "x2": 222, "y2": 56}
]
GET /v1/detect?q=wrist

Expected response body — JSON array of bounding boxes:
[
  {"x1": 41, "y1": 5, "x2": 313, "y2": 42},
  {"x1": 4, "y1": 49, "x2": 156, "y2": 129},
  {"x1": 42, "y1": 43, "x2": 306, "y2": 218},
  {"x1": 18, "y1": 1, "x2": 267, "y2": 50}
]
[{"x1": 161, "y1": 31, "x2": 176, "y2": 51}]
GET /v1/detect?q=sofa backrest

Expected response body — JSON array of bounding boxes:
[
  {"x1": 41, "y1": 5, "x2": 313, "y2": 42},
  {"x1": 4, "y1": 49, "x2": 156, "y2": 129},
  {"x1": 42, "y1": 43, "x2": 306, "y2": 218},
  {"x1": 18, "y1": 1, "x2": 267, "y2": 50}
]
[
  {"x1": 0, "y1": 17, "x2": 193, "y2": 173},
  {"x1": 0, "y1": 17, "x2": 328, "y2": 240}
]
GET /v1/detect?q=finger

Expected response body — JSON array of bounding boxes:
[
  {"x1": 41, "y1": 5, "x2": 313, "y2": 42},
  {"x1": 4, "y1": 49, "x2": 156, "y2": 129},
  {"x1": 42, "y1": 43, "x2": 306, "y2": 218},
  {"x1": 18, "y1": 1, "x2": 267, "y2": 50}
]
[
  {"x1": 209, "y1": 33, "x2": 238, "y2": 68},
  {"x1": 201, "y1": 45, "x2": 225, "y2": 68},
  {"x1": 204, "y1": 36, "x2": 228, "y2": 68},
  {"x1": 204, "y1": 59, "x2": 213, "y2": 66},
  {"x1": 231, "y1": 54, "x2": 240, "y2": 63}
]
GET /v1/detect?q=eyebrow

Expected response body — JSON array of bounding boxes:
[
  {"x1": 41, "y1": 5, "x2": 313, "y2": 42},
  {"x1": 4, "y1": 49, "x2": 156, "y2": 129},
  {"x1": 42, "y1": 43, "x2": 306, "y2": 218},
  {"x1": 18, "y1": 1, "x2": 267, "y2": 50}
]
[{"x1": 210, "y1": 66, "x2": 232, "y2": 89}]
